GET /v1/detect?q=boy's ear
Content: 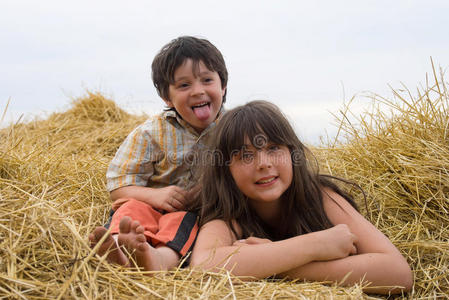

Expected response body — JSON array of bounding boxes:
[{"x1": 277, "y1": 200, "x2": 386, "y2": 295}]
[
  {"x1": 222, "y1": 86, "x2": 227, "y2": 96},
  {"x1": 163, "y1": 99, "x2": 174, "y2": 108}
]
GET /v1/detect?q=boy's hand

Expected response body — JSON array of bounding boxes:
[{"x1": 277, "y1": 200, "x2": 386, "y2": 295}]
[
  {"x1": 185, "y1": 184, "x2": 201, "y2": 202},
  {"x1": 109, "y1": 185, "x2": 188, "y2": 212},
  {"x1": 151, "y1": 185, "x2": 187, "y2": 212}
]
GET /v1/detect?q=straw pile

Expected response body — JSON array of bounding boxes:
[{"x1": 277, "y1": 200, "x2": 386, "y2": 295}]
[
  {"x1": 0, "y1": 63, "x2": 447, "y2": 299},
  {"x1": 317, "y1": 64, "x2": 449, "y2": 299}
]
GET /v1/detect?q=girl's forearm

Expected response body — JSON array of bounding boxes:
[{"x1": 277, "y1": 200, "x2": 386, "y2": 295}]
[
  {"x1": 192, "y1": 223, "x2": 357, "y2": 278},
  {"x1": 191, "y1": 234, "x2": 320, "y2": 278},
  {"x1": 280, "y1": 253, "x2": 413, "y2": 294}
]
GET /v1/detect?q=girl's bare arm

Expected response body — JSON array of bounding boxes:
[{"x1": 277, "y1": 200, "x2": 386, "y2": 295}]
[
  {"x1": 190, "y1": 219, "x2": 356, "y2": 279},
  {"x1": 281, "y1": 188, "x2": 413, "y2": 294}
]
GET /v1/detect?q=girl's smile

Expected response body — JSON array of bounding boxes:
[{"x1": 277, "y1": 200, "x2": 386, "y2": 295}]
[{"x1": 255, "y1": 176, "x2": 279, "y2": 186}]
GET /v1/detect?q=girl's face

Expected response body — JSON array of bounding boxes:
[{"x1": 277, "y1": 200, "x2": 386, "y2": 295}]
[{"x1": 229, "y1": 137, "x2": 293, "y2": 211}]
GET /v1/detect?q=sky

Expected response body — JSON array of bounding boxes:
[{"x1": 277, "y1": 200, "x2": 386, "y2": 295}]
[{"x1": 1, "y1": 0, "x2": 449, "y2": 145}]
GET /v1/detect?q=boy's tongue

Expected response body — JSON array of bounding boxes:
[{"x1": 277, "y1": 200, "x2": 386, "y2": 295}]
[{"x1": 192, "y1": 104, "x2": 211, "y2": 121}]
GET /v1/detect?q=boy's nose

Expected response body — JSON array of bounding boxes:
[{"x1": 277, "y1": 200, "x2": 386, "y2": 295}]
[{"x1": 190, "y1": 82, "x2": 205, "y2": 96}]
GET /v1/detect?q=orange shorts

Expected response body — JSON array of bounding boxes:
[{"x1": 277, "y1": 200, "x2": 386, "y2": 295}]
[{"x1": 109, "y1": 198, "x2": 198, "y2": 257}]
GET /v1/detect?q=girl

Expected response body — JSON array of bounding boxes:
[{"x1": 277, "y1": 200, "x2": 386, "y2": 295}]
[{"x1": 189, "y1": 101, "x2": 413, "y2": 295}]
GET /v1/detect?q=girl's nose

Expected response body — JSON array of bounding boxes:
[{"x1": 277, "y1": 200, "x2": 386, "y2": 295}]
[{"x1": 256, "y1": 150, "x2": 272, "y2": 169}]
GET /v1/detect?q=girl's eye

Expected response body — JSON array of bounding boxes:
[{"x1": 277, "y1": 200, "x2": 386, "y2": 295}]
[
  {"x1": 241, "y1": 151, "x2": 254, "y2": 163},
  {"x1": 268, "y1": 144, "x2": 280, "y2": 152}
]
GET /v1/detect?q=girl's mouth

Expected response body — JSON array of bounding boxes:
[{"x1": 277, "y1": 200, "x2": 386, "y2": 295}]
[{"x1": 255, "y1": 176, "x2": 278, "y2": 185}]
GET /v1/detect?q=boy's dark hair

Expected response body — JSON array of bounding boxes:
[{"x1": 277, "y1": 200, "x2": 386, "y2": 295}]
[{"x1": 152, "y1": 36, "x2": 228, "y2": 103}]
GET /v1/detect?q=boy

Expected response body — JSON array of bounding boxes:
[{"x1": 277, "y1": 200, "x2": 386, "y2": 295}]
[{"x1": 89, "y1": 36, "x2": 227, "y2": 271}]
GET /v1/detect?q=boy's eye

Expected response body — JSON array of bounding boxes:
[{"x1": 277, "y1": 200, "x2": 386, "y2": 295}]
[
  {"x1": 203, "y1": 77, "x2": 213, "y2": 83},
  {"x1": 177, "y1": 83, "x2": 190, "y2": 89}
]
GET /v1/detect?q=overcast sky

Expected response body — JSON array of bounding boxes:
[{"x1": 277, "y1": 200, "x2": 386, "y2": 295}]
[{"x1": 1, "y1": 0, "x2": 449, "y2": 144}]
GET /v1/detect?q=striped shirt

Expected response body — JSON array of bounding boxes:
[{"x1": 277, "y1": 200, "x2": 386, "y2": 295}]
[{"x1": 106, "y1": 109, "x2": 220, "y2": 192}]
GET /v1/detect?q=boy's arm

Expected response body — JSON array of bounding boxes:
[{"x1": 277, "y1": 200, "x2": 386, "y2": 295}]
[
  {"x1": 279, "y1": 189, "x2": 413, "y2": 294},
  {"x1": 107, "y1": 124, "x2": 188, "y2": 212},
  {"x1": 110, "y1": 185, "x2": 187, "y2": 212},
  {"x1": 189, "y1": 220, "x2": 357, "y2": 279}
]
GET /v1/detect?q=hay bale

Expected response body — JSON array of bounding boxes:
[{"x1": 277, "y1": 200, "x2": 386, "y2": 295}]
[
  {"x1": 317, "y1": 64, "x2": 449, "y2": 298},
  {"x1": 2, "y1": 77, "x2": 447, "y2": 298}
]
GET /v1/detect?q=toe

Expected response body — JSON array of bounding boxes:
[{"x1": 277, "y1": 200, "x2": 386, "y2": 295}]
[
  {"x1": 130, "y1": 220, "x2": 141, "y2": 232},
  {"x1": 119, "y1": 216, "x2": 132, "y2": 233},
  {"x1": 136, "y1": 233, "x2": 147, "y2": 243},
  {"x1": 93, "y1": 226, "x2": 108, "y2": 241},
  {"x1": 136, "y1": 242, "x2": 148, "y2": 252},
  {"x1": 135, "y1": 225, "x2": 145, "y2": 235},
  {"x1": 88, "y1": 233, "x2": 96, "y2": 247}
]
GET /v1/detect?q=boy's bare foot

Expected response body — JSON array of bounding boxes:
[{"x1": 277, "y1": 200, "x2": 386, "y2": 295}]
[
  {"x1": 89, "y1": 226, "x2": 129, "y2": 266},
  {"x1": 118, "y1": 216, "x2": 179, "y2": 272}
]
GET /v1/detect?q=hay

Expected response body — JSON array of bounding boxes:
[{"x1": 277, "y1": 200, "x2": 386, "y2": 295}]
[
  {"x1": 316, "y1": 62, "x2": 449, "y2": 299},
  {"x1": 1, "y1": 71, "x2": 448, "y2": 299}
]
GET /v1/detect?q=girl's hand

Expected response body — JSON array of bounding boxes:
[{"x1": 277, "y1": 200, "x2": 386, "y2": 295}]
[
  {"x1": 233, "y1": 237, "x2": 272, "y2": 246},
  {"x1": 316, "y1": 224, "x2": 358, "y2": 261}
]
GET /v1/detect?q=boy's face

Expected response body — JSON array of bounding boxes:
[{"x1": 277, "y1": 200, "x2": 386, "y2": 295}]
[{"x1": 164, "y1": 59, "x2": 226, "y2": 133}]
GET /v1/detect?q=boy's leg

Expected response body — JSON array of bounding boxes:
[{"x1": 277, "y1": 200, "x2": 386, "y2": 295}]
[
  {"x1": 88, "y1": 226, "x2": 129, "y2": 266},
  {"x1": 98, "y1": 199, "x2": 195, "y2": 271},
  {"x1": 118, "y1": 216, "x2": 180, "y2": 271},
  {"x1": 156, "y1": 210, "x2": 199, "y2": 257},
  {"x1": 88, "y1": 198, "x2": 149, "y2": 266}
]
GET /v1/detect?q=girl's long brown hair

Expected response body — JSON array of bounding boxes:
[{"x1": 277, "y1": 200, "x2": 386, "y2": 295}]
[{"x1": 193, "y1": 100, "x2": 359, "y2": 241}]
